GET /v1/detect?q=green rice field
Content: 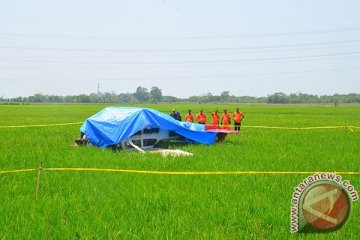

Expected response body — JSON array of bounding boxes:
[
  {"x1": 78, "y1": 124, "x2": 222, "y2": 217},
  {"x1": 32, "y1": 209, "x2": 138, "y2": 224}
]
[{"x1": 0, "y1": 104, "x2": 359, "y2": 239}]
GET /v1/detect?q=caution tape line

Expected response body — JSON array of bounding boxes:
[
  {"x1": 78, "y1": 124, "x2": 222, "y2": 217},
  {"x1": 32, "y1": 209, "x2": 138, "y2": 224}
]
[
  {"x1": 0, "y1": 122, "x2": 358, "y2": 130},
  {"x1": 1, "y1": 168, "x2": 359, "y2": 175},
  {"x1": 244, "y1": 125, "x2": 359, "y2": 130},
  {"x1": 0, "y1": 122, "x2": 83, "y2": 129},
  {"x1": 0, "y1": 169, "x2": 37, "y2": 174}
]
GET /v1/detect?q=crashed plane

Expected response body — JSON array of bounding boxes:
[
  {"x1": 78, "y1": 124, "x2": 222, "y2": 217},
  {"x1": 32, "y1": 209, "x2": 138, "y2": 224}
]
[{"x1": 77, "y1": 107, "x2": 238, "y2": 152}]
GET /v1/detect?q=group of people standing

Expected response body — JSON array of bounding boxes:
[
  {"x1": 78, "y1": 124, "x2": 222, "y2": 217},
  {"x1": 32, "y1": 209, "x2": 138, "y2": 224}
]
[{"x1": 170, "y1": 108, "x2": 245, "y2": 131}]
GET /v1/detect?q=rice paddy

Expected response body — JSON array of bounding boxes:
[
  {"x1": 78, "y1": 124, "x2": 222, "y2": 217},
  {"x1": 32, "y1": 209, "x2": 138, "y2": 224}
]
[{"x1": 0, "y1": 104, "x2": 359, "y2": 239}]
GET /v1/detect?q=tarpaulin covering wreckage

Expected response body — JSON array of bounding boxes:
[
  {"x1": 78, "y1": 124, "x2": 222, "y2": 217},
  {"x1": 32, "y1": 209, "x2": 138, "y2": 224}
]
[{"x1": 80, "y1": 107, "x2": 217, "y2": 148}]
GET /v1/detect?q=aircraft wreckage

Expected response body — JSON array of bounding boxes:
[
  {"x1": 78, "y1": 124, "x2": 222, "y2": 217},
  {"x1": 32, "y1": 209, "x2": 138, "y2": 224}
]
[{"x1": 76, "y1": 107, "x2": 238, "y2": 155}]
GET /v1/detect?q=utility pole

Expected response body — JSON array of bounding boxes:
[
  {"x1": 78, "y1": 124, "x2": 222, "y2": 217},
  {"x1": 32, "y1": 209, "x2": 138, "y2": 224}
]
[{"x1": 97, "y1": 83, "x2": 100, "y2": 95}]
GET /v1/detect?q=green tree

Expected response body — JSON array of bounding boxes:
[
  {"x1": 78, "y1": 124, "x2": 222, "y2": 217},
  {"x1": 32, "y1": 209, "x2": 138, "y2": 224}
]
[
  {"x1": 162, "y1": 96, "x2": 179, "y2": 103},
  {"x1": 267, "y1": 92, "x2": 289, "y2": 104},
  {"x1": 220, "y1": 91, "x2": 230, "y2": 102},
  {"x1": 89, "y1": 93, "x2": 102, "y2": 103},
  {"x1": 150, "y1": 86, "x2": 162, "y2": 102},
  {"x1": 133, "y1": 86, "x2": 150, "y2": 102},
  {"x1": 78, "y1": 94, "x2": 91, "y2": 103},
  {"x1": 119, "y1": 93, "x2": 138, "y2": 103}
]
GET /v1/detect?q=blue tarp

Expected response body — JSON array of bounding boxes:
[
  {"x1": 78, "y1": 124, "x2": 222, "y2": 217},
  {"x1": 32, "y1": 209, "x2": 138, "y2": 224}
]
[{"x1": 80, "y1": 107, "x2": 217, "y2": 147}]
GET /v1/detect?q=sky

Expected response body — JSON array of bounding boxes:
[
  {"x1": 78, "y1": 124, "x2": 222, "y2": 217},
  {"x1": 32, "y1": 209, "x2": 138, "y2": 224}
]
[{"x1": 0, "y1": 0, "x2": 360, "y2": 98}]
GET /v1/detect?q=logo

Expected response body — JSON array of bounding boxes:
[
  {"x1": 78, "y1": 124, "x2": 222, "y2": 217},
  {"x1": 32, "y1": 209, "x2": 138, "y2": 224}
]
[{"x1": 290, "y1": 173, "x2": 358, "y2": 233}]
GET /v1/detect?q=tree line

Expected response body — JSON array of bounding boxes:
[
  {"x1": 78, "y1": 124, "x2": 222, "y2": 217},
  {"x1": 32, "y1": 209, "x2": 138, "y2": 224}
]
[{"x1": 1, "y1": 86, "x2": 360, "y2": 104}]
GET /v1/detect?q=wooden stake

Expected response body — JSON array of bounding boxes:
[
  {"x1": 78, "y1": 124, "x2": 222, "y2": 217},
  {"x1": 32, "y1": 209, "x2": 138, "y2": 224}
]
[{"x1": 35, "y1": 161, "x2": 43, "y2": 198}]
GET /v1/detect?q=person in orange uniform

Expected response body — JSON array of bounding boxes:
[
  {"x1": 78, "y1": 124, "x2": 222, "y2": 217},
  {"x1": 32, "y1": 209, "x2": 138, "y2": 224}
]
[
  {"x1": 221, "y1": 109, "x2": 231, "y2": 129},
  {"x1": 185, "y1": 109, "x2": 194, "y2": 123},
  {"x1": 210, "y1": 109, "x2": 220, "y2": 126},
  {"x1": 195, "y1": 109, "x2": 207, "y2": 124},
  {"x1": 233, "y1": 107, "x2": 245, "y2": 131}
]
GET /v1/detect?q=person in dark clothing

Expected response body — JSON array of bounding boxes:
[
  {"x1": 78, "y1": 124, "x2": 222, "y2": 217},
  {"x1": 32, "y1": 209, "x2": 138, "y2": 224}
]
[{"x1": 170, "y1": 109, "x2": 181, "y2": 121}]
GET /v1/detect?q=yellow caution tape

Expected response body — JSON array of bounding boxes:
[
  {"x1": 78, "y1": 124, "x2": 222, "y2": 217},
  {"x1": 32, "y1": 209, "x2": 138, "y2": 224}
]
[
  {"x1": 1, "y1": 122, "x2": 358, "y2": 131},
  {"x1": 0, "y1": 168, "x2": 37, "y2": 174},
  {"x1": 1, "y1": 168, "x2": 359, "y2": 175},
  {"x1": 0, "y1": 122, "x2": 83, "y2": 129},
  {"x1": 43, "y1": 168, "x2": 360, "y2": 175},
  {"x1": 243, "y1": 125, "x2": 357, "y2": 130}
]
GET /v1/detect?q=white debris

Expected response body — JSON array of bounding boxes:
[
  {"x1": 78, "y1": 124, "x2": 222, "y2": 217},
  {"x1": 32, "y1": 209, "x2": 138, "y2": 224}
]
[{"x1": 147, "y1": 149, "x2": 193, "y2": 157}]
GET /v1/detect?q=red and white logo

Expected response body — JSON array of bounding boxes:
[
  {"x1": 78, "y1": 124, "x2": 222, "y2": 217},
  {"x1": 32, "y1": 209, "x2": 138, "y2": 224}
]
[{"x1": 301, "y1": 183, "x2": 350, "y2": 230}]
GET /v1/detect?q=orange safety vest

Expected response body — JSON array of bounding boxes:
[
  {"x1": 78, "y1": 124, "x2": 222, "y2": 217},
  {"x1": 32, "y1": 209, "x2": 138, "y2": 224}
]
[
  {"x1": 195, "y1": 113, "x2": 207, "y2": 123},
  {"x1": 211, "y1": 112, "x2": 220, "y2": 125},
  {"x1": 233, "y1": 111, "x2": 244, "y2": 123},
  {"x1": 221, "y1": 113, "x2": 231, "y2": 125},
  {"x1": 185, "y1": 113, "x2": 194, "y2": 123}
]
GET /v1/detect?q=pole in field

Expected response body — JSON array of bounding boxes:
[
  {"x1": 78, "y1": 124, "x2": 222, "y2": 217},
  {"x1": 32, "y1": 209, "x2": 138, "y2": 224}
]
[{"x1": 35, "y1": 161, "x2": 43, "y2": 198}]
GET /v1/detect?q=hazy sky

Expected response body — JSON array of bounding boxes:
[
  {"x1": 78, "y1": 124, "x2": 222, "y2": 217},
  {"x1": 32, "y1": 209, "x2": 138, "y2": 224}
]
[{"x1": 1, "y1": 0, "x2": 360, "y2": 98}]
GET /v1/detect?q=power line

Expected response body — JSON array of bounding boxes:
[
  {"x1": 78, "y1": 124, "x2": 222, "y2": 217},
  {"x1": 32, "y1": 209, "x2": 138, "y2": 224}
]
[
  {"x1": 1, "y1": 26, "x2": 360, "y2": 40},
  {"x1": 0, "y1": 67, "x2": 359, "y2": 82},
  {"x1": 0, "y1": 39, "x2": 359, "y2": 53},
  {"x1": 0, "y1": 51, "x2": 359, "y2": 65}
]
